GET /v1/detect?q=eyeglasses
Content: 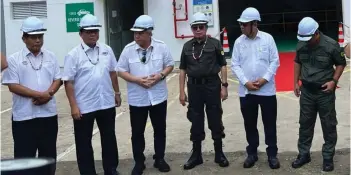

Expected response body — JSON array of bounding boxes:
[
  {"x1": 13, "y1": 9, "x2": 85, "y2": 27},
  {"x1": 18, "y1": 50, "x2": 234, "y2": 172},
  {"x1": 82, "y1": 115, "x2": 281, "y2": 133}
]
[
  {"x1": 239, "y1": 22, "x2": 250, "y2": 27},
  {"x1": 83, "y1": 30, "x2": 99, "y2": 34},
  {"x1": 141, "y1": 50, "x2": 147, "y2": 63},
  {"x1": 191, "y1": 25, "x2": 205, "y2": 31}
]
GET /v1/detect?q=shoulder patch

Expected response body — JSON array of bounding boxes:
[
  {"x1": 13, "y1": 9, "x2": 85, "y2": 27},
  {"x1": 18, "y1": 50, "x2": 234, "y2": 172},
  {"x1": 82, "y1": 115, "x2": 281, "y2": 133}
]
[{"x1": 221, "y1": 50, "x2": 225, "y2": 56}]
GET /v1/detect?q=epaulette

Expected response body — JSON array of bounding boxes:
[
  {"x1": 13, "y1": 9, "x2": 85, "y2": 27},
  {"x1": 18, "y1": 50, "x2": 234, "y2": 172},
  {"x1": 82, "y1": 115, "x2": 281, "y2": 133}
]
[
  {"x1": 152, "y1": 38, "x2": 165, "y2": 44},
  {"x1": 124, "y1": 41, "x2": 136, "y2": 49}
]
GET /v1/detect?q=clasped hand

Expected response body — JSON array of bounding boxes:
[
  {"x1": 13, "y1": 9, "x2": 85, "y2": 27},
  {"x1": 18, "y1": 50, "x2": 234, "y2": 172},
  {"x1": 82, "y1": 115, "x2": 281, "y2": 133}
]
[
  {"x1": 136, "y1": 74, "x2": 162, "y2": 89},
  {"x1": 321, "y1": 80, "x2": 336, "y2": 93},
  {"x1": 245, "y1": 78, "x2": 267, "y2": 91},
  {"x1": 32, "y1": 91, "x2": 53, "y2": 105}
]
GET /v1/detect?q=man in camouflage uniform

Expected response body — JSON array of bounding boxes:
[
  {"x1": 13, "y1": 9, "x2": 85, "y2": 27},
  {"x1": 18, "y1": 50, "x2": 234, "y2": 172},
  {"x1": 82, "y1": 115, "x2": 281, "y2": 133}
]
[{"x1": 292, "y1": 17, "x2": 346, "y2": 172}]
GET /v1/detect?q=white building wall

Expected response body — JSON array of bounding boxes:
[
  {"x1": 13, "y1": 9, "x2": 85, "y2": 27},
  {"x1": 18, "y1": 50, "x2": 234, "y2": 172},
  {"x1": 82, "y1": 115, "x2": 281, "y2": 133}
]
[
  {"x1": 3, "y1": 0, "x2": 106, "y2": 67},
  {"x1": 3, "y1": 0, "x2": 220, "y2": 66},
  {"x1": 146, "y1": 0, "x2": 220, "y2": 62},
  {"x1": 342, "y1": 0, "x2": 350, "y2": 44}
]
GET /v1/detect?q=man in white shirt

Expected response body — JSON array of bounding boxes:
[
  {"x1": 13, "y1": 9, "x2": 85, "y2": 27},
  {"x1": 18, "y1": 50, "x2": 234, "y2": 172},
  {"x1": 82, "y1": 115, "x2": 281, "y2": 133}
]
[
  {"x1": 2, "y1": 16, "x2": 61, "y2": 173},
  {"x1": 231, "y1": 7, "x2": 280, "y2": 169},
  {"x1": 62, "y1": 14, "x2": 121, "y2": 175},
  {"x1": 116, "y1": 15, "x2": 174, "y2": 175}
]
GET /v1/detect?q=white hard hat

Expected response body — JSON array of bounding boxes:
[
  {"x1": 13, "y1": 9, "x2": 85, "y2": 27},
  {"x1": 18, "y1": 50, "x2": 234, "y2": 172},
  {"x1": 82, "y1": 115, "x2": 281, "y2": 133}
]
[
  {"x1": 130, "y1": 15, "x2": 154, "y2": 32},
  {"x1": 79, "y1": 14, "x2": 102, "y2": 30},
  {"x1": 190, "y1": 12, "x2": 209, "y2": 26},
  {"x1": 297, "y1": 17, "x2": 319, "y2": 41},
  {"x1": 21, "y1": 16, "x2": 46, "y2": 35},
  {"x1": 237, "y1": 7, "x2": 261, "y2": 23}
]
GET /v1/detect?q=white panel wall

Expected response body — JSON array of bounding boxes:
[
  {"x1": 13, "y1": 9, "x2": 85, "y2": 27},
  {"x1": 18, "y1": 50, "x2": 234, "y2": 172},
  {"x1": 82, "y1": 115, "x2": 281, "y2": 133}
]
[
  {"x1": 3, "y1": 0, "x2": 106, "y2": 67},
  {"x1": 146, "y1": 0, "x2": 220, "y2": 62},
  {"x1": 3, "y1": 0, "x2": 221, "y2": 65},
  {"x1": 342, "y1": 0, "x2": 350, "y2": 44}
]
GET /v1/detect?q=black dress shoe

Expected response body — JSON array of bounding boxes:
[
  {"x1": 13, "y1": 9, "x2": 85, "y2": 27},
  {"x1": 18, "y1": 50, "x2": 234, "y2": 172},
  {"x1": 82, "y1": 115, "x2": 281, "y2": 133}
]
[
  {"x1": 243, "y1": 155, "x2": 258, "y2": 168},
  {"x1": 323, "y1": 159, "x2": 334, "y2": 172},
  {"x1": 291, "y1": 154, "x2": 311, "y2": 168},
  {"x1": 153, "y1": 158, "x2": 171, "y2": 172},
  {"x1": 104, "y1": 168, "x2": 119, "y2": 175},
  {"x1": 268, "y1": 156, "x2": 280, "y2": 169},
  {"x1": 131, "y1": 163, "x2": 146, "y2": 175}
]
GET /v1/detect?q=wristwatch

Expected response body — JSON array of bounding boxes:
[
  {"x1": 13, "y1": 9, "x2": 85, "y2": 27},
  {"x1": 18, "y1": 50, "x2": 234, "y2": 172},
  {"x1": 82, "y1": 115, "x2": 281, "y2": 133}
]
[
  {"x1": 222, "y1": 82, "x2": 228, "y2": 87},
  {"x1": 332, "y1": 79, "x2": 338, "y2": 85},
  {"x1": 160, "y1": 73, "x2": 166, "y2": 80}
]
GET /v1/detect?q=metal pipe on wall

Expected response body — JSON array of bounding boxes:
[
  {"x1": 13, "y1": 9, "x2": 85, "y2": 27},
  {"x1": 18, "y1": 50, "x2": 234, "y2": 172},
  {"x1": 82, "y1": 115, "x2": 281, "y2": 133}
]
[{"x1": 172, "y1": 0, "x2": 193, "y2": 39}]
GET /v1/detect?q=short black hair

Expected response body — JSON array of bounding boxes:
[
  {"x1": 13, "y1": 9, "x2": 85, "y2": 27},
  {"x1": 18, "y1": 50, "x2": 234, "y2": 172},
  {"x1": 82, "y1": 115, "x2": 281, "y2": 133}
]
[{"x1": 22, "y1": 32, "x2": 30, "y2": 38}]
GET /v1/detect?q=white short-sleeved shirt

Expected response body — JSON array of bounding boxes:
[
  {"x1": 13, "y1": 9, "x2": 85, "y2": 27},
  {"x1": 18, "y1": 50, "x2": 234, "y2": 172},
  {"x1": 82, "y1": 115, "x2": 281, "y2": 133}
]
[
  {"x1": 2, "y1": 47, "x2": 61, "y2": 121},
  {"x1": 116, "y1": 38, "x2": 175, "y2": 107},
  {"x1": 231, "y1": 31, "x2": 280, "y2": 97},
  {"x1": 62, "y1": 42, "x2": 118, "y2": 114}
]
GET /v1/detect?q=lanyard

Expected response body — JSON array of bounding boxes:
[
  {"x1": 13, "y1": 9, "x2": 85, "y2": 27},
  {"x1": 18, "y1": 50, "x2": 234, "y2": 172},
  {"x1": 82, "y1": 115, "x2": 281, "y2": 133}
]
[
  {"x1": 81, "y1": 44, "x2": 99, "y2": 65},
  {"x1": 138, "y1": 47, "x2": 153, "y2": 64},
  {"x1": 192, "y1": 37, "x2": 208, "y2": 60},
  {"x1": 26, "y1": 54, "x2": 43, "y2": 71}
]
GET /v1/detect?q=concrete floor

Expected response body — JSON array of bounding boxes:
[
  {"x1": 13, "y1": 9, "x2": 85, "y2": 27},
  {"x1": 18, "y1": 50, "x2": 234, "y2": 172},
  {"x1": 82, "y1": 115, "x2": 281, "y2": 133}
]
[{"x1": 1, "y1": 66, "x2": 350, "y2": 175}]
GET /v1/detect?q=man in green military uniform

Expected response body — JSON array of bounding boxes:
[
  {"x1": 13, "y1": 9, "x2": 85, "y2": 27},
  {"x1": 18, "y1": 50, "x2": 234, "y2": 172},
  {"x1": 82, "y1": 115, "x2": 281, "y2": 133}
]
[
  {"x1": 179, "y1": 12, "x2": 229, "y2": 170},
  {"x1": 292, "y1": 17, "x2": 346, "y2": 172}
]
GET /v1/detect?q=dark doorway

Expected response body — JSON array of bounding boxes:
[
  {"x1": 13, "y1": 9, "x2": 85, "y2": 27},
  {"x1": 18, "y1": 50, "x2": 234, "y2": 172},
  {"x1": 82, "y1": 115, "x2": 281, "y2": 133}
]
[
  {"x1": 218, "y1": 0, "x2": 343, "y2": 53},
  {"x1": 105, "y1": 0, "x2": 144, "y2": 60}
]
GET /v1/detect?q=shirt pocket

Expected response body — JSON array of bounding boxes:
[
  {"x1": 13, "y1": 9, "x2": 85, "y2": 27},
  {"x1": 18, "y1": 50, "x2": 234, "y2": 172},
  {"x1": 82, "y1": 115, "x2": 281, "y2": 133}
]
[
  {"x1": 258, "y1": 45, "x2": 270, "y2": 62},
  {"x1": 42, "y1": 60, "x2": 54, "y2": 79},
  {"x1": 150, "y1": 54, "x2": 163, "y2": 72},
  {"x1": 315, "y1": 55, "x2": 331, "y2": 69},
  {"x1": 203, "y1": 47, "x2": 215, "y2": 58},
  {"x1": 99, "y1": 54, "x2": 111, "y2": 71},
  {"x1": 299, "y1": 54, "x2": 310, "y2": 63},
  {"x1": 128, "y1": 57, "x2": 143, "y2": 75}
]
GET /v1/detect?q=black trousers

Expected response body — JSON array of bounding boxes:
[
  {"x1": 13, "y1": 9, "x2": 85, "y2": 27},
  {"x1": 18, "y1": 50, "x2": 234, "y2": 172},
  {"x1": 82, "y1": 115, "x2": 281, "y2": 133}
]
[
  {"x1": 187, "y1": 76, "x2": 225, "y2": 142},
  {"x1": 239, "y1": 94, "x2": 278, "y2": 157},
  {"x1": 12, "y1": 115, "x2": 58, "y2": 174},
  {"x1": 73, "y1": 107, "x2": 119, "y2": 175},
  {"x1": 129, "y1": 100, "x2": 167, "y2": 163}
]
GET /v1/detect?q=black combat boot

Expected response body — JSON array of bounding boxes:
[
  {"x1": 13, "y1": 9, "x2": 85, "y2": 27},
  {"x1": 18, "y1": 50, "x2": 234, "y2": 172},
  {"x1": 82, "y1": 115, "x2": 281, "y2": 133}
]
[
  {"x1": 183, "y1": 141, "x2": 203, "y2": 170},
  {"x1": 323, "y1": 159, "x2": 334, "y2": 172},
  {"x1": 291, "y1": 154, "x2": 311, "y2": 168},
  {"x1": 131, "y1": 162, "x2": 146, "y2": 175},
  {"x1": 214, "y1": 140, "x2": 229, "y2": 167}
]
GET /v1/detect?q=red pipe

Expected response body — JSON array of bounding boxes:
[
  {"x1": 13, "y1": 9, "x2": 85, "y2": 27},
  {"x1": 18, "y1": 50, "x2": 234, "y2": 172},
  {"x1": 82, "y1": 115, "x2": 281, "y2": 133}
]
[{"x1": 173, "y1": 0, "x2": 193, "y2": 39}]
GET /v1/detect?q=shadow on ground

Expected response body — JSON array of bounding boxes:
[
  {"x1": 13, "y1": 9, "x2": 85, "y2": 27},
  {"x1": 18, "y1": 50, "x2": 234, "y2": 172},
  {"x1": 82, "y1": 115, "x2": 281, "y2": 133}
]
[{"x1": 56, "y1": 148, "x2": 350, "y2": 175}]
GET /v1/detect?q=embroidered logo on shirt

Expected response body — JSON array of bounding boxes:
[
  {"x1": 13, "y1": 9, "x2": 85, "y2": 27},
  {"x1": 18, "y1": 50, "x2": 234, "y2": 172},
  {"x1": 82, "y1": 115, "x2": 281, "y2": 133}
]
[
  {"x1": 22, "y1": 61, "x2": 28, "y2": 65},
  {"x1": 102, "y1": 51, "x2": 108, "y2": 55},
  {"x1": 341, "y1": 51, "x2": 345, "y2": 57}
]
